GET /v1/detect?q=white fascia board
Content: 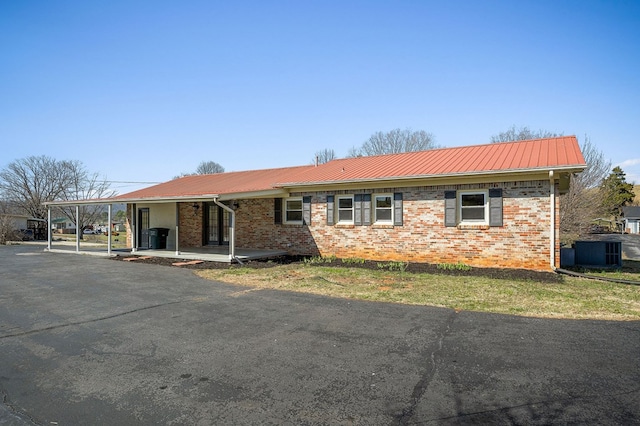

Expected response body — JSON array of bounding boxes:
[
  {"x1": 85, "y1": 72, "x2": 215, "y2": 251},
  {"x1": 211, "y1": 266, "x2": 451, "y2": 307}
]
[{"x1": 44, "y1": 189, "x2": 289, "y2": 207}]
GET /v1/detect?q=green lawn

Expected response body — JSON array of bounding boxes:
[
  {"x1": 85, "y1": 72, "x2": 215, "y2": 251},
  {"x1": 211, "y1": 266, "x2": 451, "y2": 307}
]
[{"x1": 196, "y1": 262, "x2": 640, "y2": 321}]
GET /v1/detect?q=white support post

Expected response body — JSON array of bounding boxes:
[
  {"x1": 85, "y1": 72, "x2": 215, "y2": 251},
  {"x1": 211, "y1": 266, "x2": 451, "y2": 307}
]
[
  {"x1": 75, "y1": 205, "x2": 80, "y2": 253},
  {"x1": 47, "y1": 206, "x2": 52, "y2": 251},
  {"x1": 175, "y1": 202, "x2": 180, "y2": 255},
  {"x1": 107, "y1": 204, "x2": 112, "y2": 256}
]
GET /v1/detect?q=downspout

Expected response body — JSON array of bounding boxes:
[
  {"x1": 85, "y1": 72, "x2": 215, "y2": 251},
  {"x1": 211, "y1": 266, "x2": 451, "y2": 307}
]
[
  {"x1": 549, "y1": 170, "x2": 556, "y2": 270},
  {"x1": 213, "y1": 198, "x2": 237, "y2": 263},
  {"x1": 131, "y1": 203, "x2": 137, "y2": 253}
]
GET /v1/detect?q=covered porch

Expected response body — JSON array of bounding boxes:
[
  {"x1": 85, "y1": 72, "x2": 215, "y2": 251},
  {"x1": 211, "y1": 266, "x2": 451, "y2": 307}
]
[{"x1": 43, "y1": 192, "x2": 289, "y2": 263}]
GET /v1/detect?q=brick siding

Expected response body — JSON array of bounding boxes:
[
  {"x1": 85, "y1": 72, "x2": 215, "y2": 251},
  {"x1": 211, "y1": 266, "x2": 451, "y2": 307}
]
[
  {"x1": 125, "y1": 180, "x2": 560, "y2": 270},
  {"x1": 235, "y1": 180, "x2": 558, "y2": 270}
]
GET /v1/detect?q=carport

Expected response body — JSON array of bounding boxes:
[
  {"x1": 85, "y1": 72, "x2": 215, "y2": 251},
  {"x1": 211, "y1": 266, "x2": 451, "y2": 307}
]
[{"x1": 42, "y1": 197, "x2": 286, "y2": 263}]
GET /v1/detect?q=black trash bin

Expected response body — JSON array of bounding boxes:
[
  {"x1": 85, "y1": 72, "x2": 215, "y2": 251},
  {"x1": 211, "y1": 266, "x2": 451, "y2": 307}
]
[{"x1": 149, "y1": 227, "x2": 170, "y2": 249}]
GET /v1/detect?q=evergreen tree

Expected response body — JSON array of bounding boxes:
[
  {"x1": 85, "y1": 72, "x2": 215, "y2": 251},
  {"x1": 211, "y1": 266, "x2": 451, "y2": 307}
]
[{"x1": 600, "y1": 166, "x2": 635, "y2": 218}]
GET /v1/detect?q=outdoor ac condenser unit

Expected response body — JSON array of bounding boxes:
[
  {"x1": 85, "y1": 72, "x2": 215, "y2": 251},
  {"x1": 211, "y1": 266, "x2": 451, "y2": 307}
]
[{"x1": 573, "y1": 241, "x2": 622, "y2": 268}]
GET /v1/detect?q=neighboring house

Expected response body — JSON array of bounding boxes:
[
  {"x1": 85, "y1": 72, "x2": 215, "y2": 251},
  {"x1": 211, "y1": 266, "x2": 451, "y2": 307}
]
[
  {"x1": 51, "y1": 217, "x2": 76, "y2": 233},
  {"x1": 4, "y1": 214, "x2": 47, "y2": 240},
  {"x1": 45, "y1": 137, "x2": 586, "y2": 270},
  {"x1": 622, "y1": 206, "x2": 640, "y2": 234}
]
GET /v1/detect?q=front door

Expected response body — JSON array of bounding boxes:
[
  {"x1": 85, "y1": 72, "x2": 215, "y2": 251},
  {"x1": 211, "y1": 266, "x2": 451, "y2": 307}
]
[
  {"x1": 206, "y1": 204, "x2": 230, "y2": 245},
  {"x1": 138, "y1": 208, "x2": 150, "y2": 249}
]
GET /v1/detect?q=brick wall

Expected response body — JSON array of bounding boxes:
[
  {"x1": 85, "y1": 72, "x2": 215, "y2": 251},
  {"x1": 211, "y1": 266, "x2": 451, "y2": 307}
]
[
  {"x1": 235, "y1": 180, "x2": 557, "y2": 270},
  {"x1": 235, "y1": 199, "x2": 319, "y2": 255},
  {"x1": 178, "y1": 202, "x2": 203, "y2": 248},
  {"x1": 125, "y1": 180, "x2": 559, "y2": 270}
]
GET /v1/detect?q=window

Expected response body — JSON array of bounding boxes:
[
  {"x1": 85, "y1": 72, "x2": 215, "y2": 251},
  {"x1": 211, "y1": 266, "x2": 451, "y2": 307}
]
[
  {"x1": 445, "y1": 189, "x2": 502, "y2": 227},
  {"x1": 374, "y1": 194, "x2": 393, "y2": 223},
  {"x1": 327, "y1": 193, "x2": 402, "y2": 226},
  {"x1": 337, "y1": 196, "x2": 354, "y2": 223},
  {"x1": 460, "y1": 192, "x2": 487, "y2": 223},
  {"x1": 284, "y1": 198, "x2": 303, "y2": 224}
]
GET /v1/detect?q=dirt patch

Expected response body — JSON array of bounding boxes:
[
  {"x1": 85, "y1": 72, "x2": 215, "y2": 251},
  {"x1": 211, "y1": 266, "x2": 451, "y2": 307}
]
[{"x1": 111, "y1": 254, "x2": 562, "y2": 283}]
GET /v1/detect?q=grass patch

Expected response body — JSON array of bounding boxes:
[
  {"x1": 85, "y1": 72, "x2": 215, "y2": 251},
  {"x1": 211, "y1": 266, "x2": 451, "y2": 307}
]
[
  {"x1": 196, "y1": 263, "x2": 640, "y2": 321},
  {"x1": 567, "y1": 260, "x2": 640, "y2": 283}
]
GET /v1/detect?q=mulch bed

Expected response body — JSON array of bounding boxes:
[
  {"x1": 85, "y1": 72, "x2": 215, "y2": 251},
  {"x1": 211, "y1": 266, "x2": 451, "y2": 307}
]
[{"x1": 111, "y1": 254, "x2": 563, "y2": 283}]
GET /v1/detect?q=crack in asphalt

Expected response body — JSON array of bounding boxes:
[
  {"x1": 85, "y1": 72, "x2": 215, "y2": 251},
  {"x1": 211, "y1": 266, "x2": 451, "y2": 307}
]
[
  {"x1": 0, "y1": 300, "x2": 185, "y2": 340},
  {"x1": 1, "y1": 389, "x2": 40, "y2": 425},
  {"x1": 394, "y1": 309, "x2": 458, "y2": 425}
]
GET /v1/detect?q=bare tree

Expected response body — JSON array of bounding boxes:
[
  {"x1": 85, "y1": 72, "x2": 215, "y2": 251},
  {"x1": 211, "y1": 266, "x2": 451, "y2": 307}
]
[
  {"x1": 559, "y1": 136, "x2": 611, "y2": 237},
  {"x1": 0, "y1": 156, "x2": 74, "y2": 220},
  {"x1": 0, "y1": 201, "x2": 15, "y2": 244},
  {"x1": 490, "y1": 125, "x2": 562, "y2": 143},
  {"x1": 174, "y1": 160, "x2": 225, "y2": 179},
  {"x1": 56, "y1": 160, "x2": 116, "y2": 235},
  {"x1": 348, "y1": 128, "x2": 439, "y2": 157},
  {"x1": 196, "y1": 161, "x2": 225, "y2": 175},
  {"x1": 312, "y1": 148, "x2": 336, "y2": 165},
  {"x1": 0, "y1": 156, "x2": 116, "y2": 239}
]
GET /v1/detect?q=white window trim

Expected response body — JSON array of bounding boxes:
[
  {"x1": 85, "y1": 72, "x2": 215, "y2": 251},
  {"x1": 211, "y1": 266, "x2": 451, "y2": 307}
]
[
  {"x1": 374, "y1": 193, "x2": 393, "y2": 224},
  {"x1": 458, "y1": 190, "x2": 489, "y2": 225},
  {"x1": 283, "y1": 197, "x2": 303, "y2": 224},
  {"x1": 336, "y1": 195, "x2": 354, "y2": 224}
]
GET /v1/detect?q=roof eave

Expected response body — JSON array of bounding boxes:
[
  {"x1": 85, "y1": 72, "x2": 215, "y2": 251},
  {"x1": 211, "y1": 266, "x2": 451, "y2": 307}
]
[{"x1": 44, "y1": 188, "x2": 290, "y2": 206}]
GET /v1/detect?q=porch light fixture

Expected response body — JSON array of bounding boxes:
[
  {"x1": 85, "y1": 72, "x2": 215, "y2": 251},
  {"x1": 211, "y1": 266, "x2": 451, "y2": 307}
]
[
  {"x1": 232, "y1": 201, "x2": 240, "y2": 210},
  {"x1": 192, "y1": 203, "x2": 200, "y2": 215}
]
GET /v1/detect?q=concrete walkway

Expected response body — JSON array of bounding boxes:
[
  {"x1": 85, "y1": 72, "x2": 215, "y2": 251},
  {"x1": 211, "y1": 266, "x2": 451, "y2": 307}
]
[{"x1": 24, "y1": 240, "x2": 288, "y2": 262}]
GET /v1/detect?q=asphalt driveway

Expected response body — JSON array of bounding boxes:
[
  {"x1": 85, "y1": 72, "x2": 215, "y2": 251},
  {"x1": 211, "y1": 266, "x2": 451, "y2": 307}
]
[{"x1": 1, "y1": 244, "x2": 639, "y2": 425}]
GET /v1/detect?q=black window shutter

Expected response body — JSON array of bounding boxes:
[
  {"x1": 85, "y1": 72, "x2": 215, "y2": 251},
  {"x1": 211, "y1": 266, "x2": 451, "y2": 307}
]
[
  {"x1": 393, "y1": 193, "x2": 403, "y2": 226},
  {"x1": 354, "y1": 194, "x2": 363, "y2": 225},
  {"x1": 444, "y1": 190, "x2": 457, "y2": 227},
  {"x1": 302, "y1": 196, "x2": 311, "y2": 225},
  {"x1": 326, "y1": 195, "x2": 334, "y2": 225},
  {"x1": 489, "y1": 188, "x2": 503, "y2": 227},
  {"x1": 274, "y1": 198, "x2": 282, "y2": 224},
  {"x1": 363, "y1": 194, "x2": 371, "y2": 226}
]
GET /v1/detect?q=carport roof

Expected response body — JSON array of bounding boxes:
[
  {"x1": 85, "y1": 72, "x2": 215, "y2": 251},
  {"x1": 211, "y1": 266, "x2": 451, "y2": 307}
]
[{"x1": 47, "y1": 136, "x2": 587, "y2": 205}]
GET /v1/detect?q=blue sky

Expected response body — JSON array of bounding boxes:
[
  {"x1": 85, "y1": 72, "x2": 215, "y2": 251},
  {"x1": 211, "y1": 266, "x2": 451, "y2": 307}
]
[{"x1": 1, "y1": 1, "x2": 639, "y2": 194}]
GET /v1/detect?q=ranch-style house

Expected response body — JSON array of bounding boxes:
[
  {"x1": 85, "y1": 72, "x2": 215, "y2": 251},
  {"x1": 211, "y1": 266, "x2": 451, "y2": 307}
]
[{"x1": 45, "y1": 136, "x2": 586, "y2": 271}]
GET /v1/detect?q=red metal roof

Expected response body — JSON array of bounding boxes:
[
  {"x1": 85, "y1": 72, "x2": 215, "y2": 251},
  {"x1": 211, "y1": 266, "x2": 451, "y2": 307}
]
[
  {"x1": 281, "y1": 136, "x2": 586, "y2": 186},
  {"x1": 112, "y1": 165, "x2": 315, "y2": 201},
  {"x1": 114, "y1": 136, "x2": 586, "y2": 201}
]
